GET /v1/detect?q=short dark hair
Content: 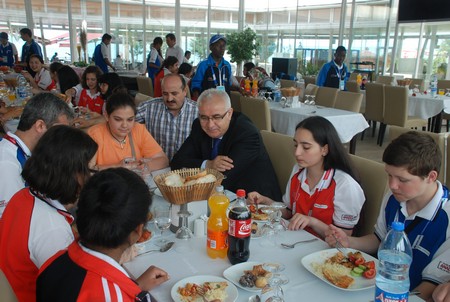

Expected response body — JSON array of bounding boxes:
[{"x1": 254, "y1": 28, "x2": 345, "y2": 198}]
[
  {"x1": 76, "y1": 168, "x2": 151, "y2": 248},
  {"x1": 102, "y1": 33, "x2": 112, "y2": 42},
  {"x1": 244, "y1": 62, "x2": 255, "y2": 71},
  {"x1": 161, "y1": 56, "x2": 178, "y2": 70},
  {"x1": 49, "y1": 62, "x2": 64, "y2": 74},
  {"x1": 22, "y1": 125, "x2": 98, "y2": 205},
  {"x1": 17, "y1": 93, "x2": 75, "y2": 131},
  {"x1": 57, "y1": 66, "x2": 80, "y2": 94},
  {"x1": 184, "y1": 50, "x2": 191, "y2": 56},
  {"x1": 165, "y1": 33, "x2": 176, "y2": 41},
  {"x1": 81, "y1": 65, "x2": 103, "y2": 90},
  {"x1": 162, "y1": 73, "x2": 186, "y2": 91},
  {"x1": 335, "y1": 46, "x2": 347, "y2": 54},
  {"x1": 153, "y1": 37, "x2": 163, "y2": 46},
  {"x1": 383, "y1": 131, "x2": 441, "y2": 178},
  {"x1": 20, "y1": 28, "x2": 32, "y2": 37},
  {"x1": 29, "y1": 54, "x2": 44, "y2": 64},
  {"x1": 98, "y1": 72, "x2": 126, "y2": 99},
  {"x1": 295, "y1": 116, "x2": 358, "y2": 181},
  {"x1": 178, "y1": 63, "x2": 193, "y2": 76},
  {"x1": 105, "y1": 92, "x2": 136, "y2": 115}
]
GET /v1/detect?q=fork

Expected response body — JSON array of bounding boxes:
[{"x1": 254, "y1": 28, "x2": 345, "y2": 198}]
[{"x1": 332, "y1": 233, "x2": 349, "y2": 256}]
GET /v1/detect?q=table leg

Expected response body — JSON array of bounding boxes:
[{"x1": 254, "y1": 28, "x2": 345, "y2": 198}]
[
  {"x1": 431, "y1": 112, "x2": 443, "y2": 133},
  {"x1": 349, "y1": 135, "x2": 357, "y2": 154}
]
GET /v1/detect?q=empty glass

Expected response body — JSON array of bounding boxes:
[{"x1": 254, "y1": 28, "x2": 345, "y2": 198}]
[
  {"x1": 154, "y1": 206, "x2": 172, "y2": 247},
  {"x1": 413, "y1": 84, "x2": 420, "y2": 94},
  {"x1": 304, "y1": 94, "x2": 311, "y2": 105}
]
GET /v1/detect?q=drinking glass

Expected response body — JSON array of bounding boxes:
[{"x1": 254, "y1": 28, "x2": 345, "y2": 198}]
[
  {"x1": 413, "y1": 84, "x2": 420, "y2": 94},
  {"x1": 309, "y1": 95, "x2": 316, "y2": 106},
  {"x1": 260, "y1": 283, "x2": 285, "y2": 302},
  {"x1": 446, "y1": 89, "x2": 450, "y2": 97},
  {"x1": 304, "y1": 94, "x2": 311, "y2": 105},
  {"x1": 266, "y1": 91, "x2": 273, "y2": 102},
  {"x1": 259, "y1": 202, "x2": 286, "y2": 247},
  {"x1": 154, "y1": 206, "x2": 172, "y2": 247}
]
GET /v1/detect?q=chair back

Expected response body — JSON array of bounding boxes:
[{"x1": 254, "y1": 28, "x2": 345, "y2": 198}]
[
  {"x1": 389, "y1": 125, "x2": 448, "y2": 186},
  {"x1": 134, "y1": 93, "x2": 152, "y2": 106},
  {"x1": 260, "y1": 130, "x2": 296, "y2": 192},
  {"x1": 350, "y1": 155, "x2": 388, "y2": 237},
  {"x1": 0, "y1": 270, "x2": 17, "y2": 302},
  {"x1": 304, "y1": 76, "x2": 316, "y2": 87},
  {"x1": 408, "y1": 78, "x2": 425, "y2": 91},
  {"x1": 376, "y1": 75, "x2": 395, "y2": 86},
  {"x1": 315, "y1": 86, "x2": 338, "y2": 108},
  {"x1": 364, "y1": 82, "x2": 385, "y2": 123},
  {"x1": 384, "y1": 86, "x2": 408, "y2": 127},
  {"x1": 349, "y1": 73, "x2": 358, "y2": 81},
  {"x1": 438, "y1": 80, "x2": 450, "y2": 90},
  {"x1": 136, "y1": 76, "x2": 154, "y2": 97},
  {"x1": 240, "y1": 97, "x2": 271, "y2": 131},
  {"x1": 280, "y1": 79, "x2": 295, "y2": 88},
  {"x1": 304, "y1": 84, "x2": 319, "y2": 96},
  {"x1": 346, "y1": 81, "x2": 361, "y2": 93},
  {"x1": 334, "y1": 91, "x2": 363, "y2": 113},
  {"x1": 230, "y1": 91, "x2": 242, "y2": 112}
]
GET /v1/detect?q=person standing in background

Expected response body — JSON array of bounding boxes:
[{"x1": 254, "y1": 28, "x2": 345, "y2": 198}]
[
  {"x1": 145, "y1": 37, "x2": 164, "y2": 86},
  {"x1": 165, "y1": 33, "x2": 184, "y2": 66},
  {"x1": 316, "y1": 46, "x2": 348, "y2": 90},
  {"x1": 50, "y1": 52, "x2": 59, "y2": 63},
  {"x1": 0, "y1": 32, "x2": 19, "y2": 67},
  {"x1": 19, "y1": 28, "x2": 42, "y2": 77},
  {"x1": 184, "y1": 50, "x2": 191, "y2": 63},
  {"x1": 93, "y1": 33, "x2": 115, "y2": 73}
]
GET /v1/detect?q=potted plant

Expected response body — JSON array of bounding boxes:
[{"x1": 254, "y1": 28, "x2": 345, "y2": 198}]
[{"x1": 226, "y1": 27, "x2": 259, "y2": 76}]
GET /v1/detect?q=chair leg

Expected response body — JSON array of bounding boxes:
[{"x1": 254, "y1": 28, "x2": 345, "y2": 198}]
[
  {"x1": 372, "y1": 121, "x2": 377, "y2": 137},
  {"x1": 378, "y1": 123, "x2": 387, "y2": 147}
]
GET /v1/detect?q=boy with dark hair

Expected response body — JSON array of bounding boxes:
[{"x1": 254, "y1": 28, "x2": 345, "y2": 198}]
[{"x1": 326, "y1": 131, "x2": 450, "y2": 301}]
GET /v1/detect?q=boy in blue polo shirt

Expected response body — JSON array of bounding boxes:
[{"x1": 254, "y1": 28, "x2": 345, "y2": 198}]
[{"x1": 326, "y1": 131, "x2": 450, "y2": 301}]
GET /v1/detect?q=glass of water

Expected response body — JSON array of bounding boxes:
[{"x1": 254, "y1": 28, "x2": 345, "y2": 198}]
[{"x1": 154, "y1": 206, "x2": 172, "y2": 247}]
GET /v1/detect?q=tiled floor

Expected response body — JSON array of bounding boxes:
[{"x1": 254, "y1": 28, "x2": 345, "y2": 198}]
[{"x1": 350, "y1": 123, "x2": 389, "y2": 164}]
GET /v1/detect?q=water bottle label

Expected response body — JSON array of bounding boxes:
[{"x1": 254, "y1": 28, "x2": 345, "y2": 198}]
[
  {"x1": 375, "y1": 286, "x2": 408, "y2": 302},
  {"x1": 228, "y1": 219, "x2": 251, "y2": 238}
]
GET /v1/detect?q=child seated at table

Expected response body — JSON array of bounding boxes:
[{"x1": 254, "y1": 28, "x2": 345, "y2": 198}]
[
  {"x1": 22, "y1": 54, "x2": 56, "y2": 92},
  {"x1": 37, "y1": 168, "x2": 170, "y2": 301},
  {"x1": 248, "y1": 116, "x2": 365, "y2": 238},
  {"x1": 325, "y1": 131, "x2": 450, "y2": 301}
]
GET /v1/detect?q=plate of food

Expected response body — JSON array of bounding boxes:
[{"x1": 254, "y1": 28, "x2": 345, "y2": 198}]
[
  {"x1": 249, "y1": 204, "x2": 269, "y2": 222},
  {"x1": 171, "y1": 275, "x2": 238, "y2": 302},
  {"x1": 223, "y1": 262, "x2": 272, "y2": 293},
  {"x1": 301, "y1": 248, "x2": 378, "y2": 291}
]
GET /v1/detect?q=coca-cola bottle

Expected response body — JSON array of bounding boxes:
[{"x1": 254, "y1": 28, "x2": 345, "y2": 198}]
[{"x1": 227, "y1": 189, "x2": 251, "y2": 264}]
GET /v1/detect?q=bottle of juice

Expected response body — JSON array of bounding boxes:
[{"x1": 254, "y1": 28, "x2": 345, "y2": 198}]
[
  {"x1": 244, "y1": 79, "x2": 251, "y2": 93},
  {"x1": 252, "y1": 79, "x2": 259, "y2": 96},
  {"x1": 207, "y1": 186, "x2": 230, "y2": 258}
]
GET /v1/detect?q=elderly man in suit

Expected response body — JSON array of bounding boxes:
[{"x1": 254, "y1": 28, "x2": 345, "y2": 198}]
[{"x1": 171, "y1": 88, "x2": 281, "y2": 200}]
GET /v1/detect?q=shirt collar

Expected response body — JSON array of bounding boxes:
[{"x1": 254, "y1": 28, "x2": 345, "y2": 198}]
[
  {"x1": 79, "y1": 242, "x2": 130, "y2": 277},
  {"x1": 400, "y1": 181, "x2": 443, "y2": 221},
  {"x1": 299, "y1": 168, "x2": 334, "y2": 194},
  {"x1": 8, "y1": 131, "x2": 32, "y2": 156},
  {"x1": 333, "y1": 60, "x2": 343, "y2": 69}
]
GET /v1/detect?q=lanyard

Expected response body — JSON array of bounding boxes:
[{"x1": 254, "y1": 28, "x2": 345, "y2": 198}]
[
  {"x1": 30, "y1": 189, "x2": 74, "y2": 225},
  {"x1": 333, "y1": 65, "x2": 345, "y2": 81},
  {"x1": 210, "y1": 65, "x2": 225, "y2": 87},
  {"x1": 2, "y1": 134, "x2": 28, "y2": 168}
]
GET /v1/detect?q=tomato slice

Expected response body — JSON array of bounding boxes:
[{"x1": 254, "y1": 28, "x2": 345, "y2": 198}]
[
  {"x1": 354, "y1": 257, "x2": 365, "y2": 266},
  {"x1": 364, "y1": 261, "x2": 375, "y2": 270},
  {"x1": 363, "y1": 268, "x2": 376, "y2": 279}
]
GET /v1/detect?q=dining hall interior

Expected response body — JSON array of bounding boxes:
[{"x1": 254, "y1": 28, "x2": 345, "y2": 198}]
[{"x1": 1, "y1": 0, "x2": 450, "y2": 301}]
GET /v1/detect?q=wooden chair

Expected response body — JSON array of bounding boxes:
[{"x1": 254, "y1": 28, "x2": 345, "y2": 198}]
[
  {"x1": 334, "y1": 91, "x2": 363, "y2": 113},
  {"x1": 280, "y1": 79, "x2": 295, "y2": 88},
  {"x1": 304, "y1": 76, "x2": 316, "y2": 87},
  {"x1": 349, "y1": 73, "x2": 358, "y2": 81},
  {"x1": 381, "y1": 86, "x2": 427, "y2": 146},
  {"x1": 136, "y1": 76, "x2": 154, "y2": 97},
  {"x1": 230, "y1": 91, "x2": 242, "y2": 112},
  {"x1": 304, "y1": 83, "x2": 319, "y2": 97},
  {"x1": 240, "y1": 96, "x2": 271, "y2": 131},
  {"x1": 260, "y1": 130, "x2": 296, "y2": 192},
  {"x1": 315, "y1": 86, "x2": 338, "y2": 108},
  {"x1": 346, "y1": 81, "x2": 361, "y2": 93},
  {"x1": 134, "y1": 93, "x2": 152, "y2": 106},
  {"x1": 408, "y1": 78, "x2": 425, "y2": 92},
  {"x1": 364, "y1": 83, "x2": 385, "y2": 144},
  {"x1": 0, "y1": 270, "x2": 17, "y2": 302},
  {"x1": 376, "y1": 75, "x2": 395, "y2": 86},
  {"x1": 350, "y1": 155, "x2": 388, "y2": 237}
]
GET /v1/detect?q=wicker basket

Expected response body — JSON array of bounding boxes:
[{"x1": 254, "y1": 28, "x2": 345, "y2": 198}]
[
  {"x1": 153, "y1": 168, "x2": 224, "y2": 204},
  {"x1": 397, "y1": 79, "x2": 412, "y2": 87}
]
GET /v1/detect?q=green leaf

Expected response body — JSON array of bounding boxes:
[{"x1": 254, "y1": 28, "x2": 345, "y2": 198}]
[{"x1": 225, "y1": 27, "x2": 259, "y2": 65}]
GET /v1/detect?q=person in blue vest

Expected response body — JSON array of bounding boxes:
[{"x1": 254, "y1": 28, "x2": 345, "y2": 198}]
[
  {"x1": 145, "y1": 37, "x2": 163, "y2": 86},
  {"x1": 0, "y1": 93, "x2": 75, "y2": 218},
  {"x1": 190, "y1": 34, "x2": 232, "y2": 100},
  {"x1": 19, "y1": 28, "x2": 42, "y2": 77},
  {"x1": 93, "y1": 33, "x2": 115, "y2": 74},
  {"x1": 316, "y1": 46, "x2": 348, "y2": 90},
  {"x1": 0, "y1": 32, "x2": 19, "y2": 67}
]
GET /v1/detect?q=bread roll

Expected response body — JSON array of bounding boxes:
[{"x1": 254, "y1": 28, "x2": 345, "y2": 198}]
[
  {"x1": 195, "y1": 174, "x2": 217, "y2": 184},
  {"x1": 164, "y1": 173, "x2": 184, "y2": 187}
]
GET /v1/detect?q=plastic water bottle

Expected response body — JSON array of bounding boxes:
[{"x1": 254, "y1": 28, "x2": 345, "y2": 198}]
[
  {"x1": 16, "y1": 74, "x2": 28, "y2": 101},
  {"x1": 375, "y1": 221, "x2": 413, "y2": 302},
  {"x1": 273, "y1": 78, "x2": 282, "y2": 102},
  {"x1": 430, "y1": 74, "x2": 438, "y2": 97}
]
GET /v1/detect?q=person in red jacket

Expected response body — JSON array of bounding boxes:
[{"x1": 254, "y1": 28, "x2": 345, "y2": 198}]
[{"x1": 37, "y1": 168, "x2": 170, "y2": 302}]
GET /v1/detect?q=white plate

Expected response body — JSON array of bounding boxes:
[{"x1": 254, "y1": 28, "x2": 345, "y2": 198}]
[
  {"x1": 223, "y1": 261, "x2": 264, "y2": 293},
  {"x1": 170, "y1": 275, "x2": 238, "y2": 302},
  {"x1": 301, "y1": 248, "x2": 378, "y2": 291}
]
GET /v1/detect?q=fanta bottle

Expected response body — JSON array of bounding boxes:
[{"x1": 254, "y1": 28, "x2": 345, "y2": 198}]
[
  {"x1": 244, "y1": 79, "x2": 251, "y2": 93},
  {"x1": 252, "y1": 79, "x2": 259, "y2": 96},
  {"x1": 207, "y1": 186, "x2": 230, "y2": 258}
]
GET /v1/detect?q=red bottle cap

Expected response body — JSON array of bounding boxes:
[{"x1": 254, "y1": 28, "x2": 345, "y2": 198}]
[{"x1": 236, "y1": 189, "x2": 246, "y2": 198}]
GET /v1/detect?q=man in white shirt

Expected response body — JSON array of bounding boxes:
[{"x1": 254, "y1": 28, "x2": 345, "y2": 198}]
[
  {"x1": 165, "y1": 33, "x2": 184, "y2": 66},
  {"x1": 0, "y1": 93, "x2": 74, "y2": 217}
]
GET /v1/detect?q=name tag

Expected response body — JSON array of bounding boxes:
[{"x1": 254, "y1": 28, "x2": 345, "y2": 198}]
[
  {"x1": 216, "y1": 85, "x2": 225, "y2": 92},
  {"x1": 339, "y1": 79, "x2": 345, "y2": 91}
]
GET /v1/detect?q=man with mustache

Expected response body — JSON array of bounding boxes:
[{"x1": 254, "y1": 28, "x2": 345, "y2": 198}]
[{"x1": 135, "y1": 73, "x2": 198, "y2": 161}]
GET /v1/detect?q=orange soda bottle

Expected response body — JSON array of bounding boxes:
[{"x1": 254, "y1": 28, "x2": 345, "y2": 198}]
[
  {"x1": 252, "y1": 79, "x2": 258, "y2": 96},
  {"x1": 207, "y1": 186, "x2": 230, "y2": 258},
  {"x1": 244, "y1": 79, "x2": 251, "y2": 93}
]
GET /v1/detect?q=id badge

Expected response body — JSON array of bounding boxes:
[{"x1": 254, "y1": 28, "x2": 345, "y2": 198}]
[
  {"x1": 216, "y1": 85, "x2": 225, "y2": 92},
  {"x1": 339, "y1": 79, "x2": 345, "y2": 91},
  {"x1": 2, "y1": 56, "x2": 7, "y2": 63}
]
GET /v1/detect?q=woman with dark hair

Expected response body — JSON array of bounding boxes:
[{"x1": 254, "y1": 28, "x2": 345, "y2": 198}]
[
  {"x1": 0, "y1": 125, "x2": 98, "y2": 302},
  {"x1": 21, "y1": 54, "x2": 56, "y2": 92},
  {"x1": 97, "y1": 72, "x2": 127, "y2": 100},
  {"x1": 88, "y1": 92, "x2": 169, "y2": 171},
  {"x1": 153, "y1": 56, "x2": 179, "y2": 97},
  {"x1": 248, "y1": 116, "x2": 364, "y2": 238},
  {"x1": 49, "y1": 61, "x2": 63, "y2": 84},
  {"x1": 37, "y1": 168, "x2": 170, "y2": 301},
  {"x1": 57, "y1": 65, "x2": 80, "y2": 95},
  {"x1": 145, "y1": 36, "x2": 164, "y2": 85},
  {"x1": 178, "y1": 62, "x2": 194, "y2": 86}
]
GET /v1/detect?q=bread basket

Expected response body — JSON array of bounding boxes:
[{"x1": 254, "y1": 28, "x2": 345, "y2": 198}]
[{"x1": 153, "y1": 168, "x2": 224, "y2": 204}]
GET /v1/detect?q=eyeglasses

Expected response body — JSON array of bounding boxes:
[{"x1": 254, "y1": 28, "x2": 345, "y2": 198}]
[{"x1": 198, "y1": 110, "x2": 229, "y2": 123}]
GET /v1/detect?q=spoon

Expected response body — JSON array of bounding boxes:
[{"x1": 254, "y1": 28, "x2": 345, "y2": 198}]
[
  {"x1": 281, "y1": 238, "x2": 318, "y2": 248},
  {"x1": 137, "y1": 241, "x2": 174, "y2": 256}
]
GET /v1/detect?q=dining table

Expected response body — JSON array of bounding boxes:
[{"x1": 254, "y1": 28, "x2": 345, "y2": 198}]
[
  {"x1": 269, "y1": 102, "x2": 369, "y2": 154},
  {"x1": 123, "y1": 193, "x2": 424, "y2": 302}
]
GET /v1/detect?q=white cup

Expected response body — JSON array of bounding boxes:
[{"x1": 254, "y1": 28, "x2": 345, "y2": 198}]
[{"x1": 194, "y1": 218, "x2": 205, "y2": 238}]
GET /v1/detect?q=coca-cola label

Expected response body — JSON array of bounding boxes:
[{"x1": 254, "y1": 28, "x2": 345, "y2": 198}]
[{"x1": 228, "y1": 218, "x2": 251, "y2": 238}]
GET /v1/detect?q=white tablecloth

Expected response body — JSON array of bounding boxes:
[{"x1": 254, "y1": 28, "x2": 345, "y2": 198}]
[{"x1": 269, "y1": 102, "x2": 369, "y2": 143}]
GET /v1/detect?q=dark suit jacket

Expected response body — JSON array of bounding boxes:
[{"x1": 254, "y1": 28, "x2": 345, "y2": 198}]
[{"x1": 171, "y1": 112, "x2": 282, "y2": 200}]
